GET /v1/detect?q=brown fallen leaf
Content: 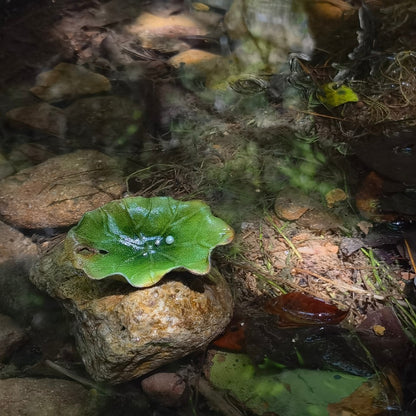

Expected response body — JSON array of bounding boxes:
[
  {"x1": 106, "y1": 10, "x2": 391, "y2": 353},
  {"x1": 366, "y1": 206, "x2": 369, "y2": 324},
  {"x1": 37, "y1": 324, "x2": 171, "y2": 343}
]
[
  {"x1": 265, "y1": 292, "x2": 348, "y2": 327},
  {"x1": 327, "y1": 373, "x2": 402, "y2": 416},
  {"x1": 213, "y1": 318, "x2": 246, "y2": 352}
]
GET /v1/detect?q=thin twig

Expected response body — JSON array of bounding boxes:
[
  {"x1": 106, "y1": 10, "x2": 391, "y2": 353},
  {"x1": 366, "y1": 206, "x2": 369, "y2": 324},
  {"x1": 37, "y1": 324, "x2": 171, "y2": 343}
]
[
  {"x1": 230, "y1": 257, "x2": 326, "y2": 299},
  {"x1": 297, "y1": 109, "x2": 346, "y2": 121},
  {"x1": 45, "y1": 360, "x2": 103, "y2": 392},
  {"x1": 196, "y1": 377, "x2": 245, "y2": 416},
  {"x1": 405, "y1": 239, "x2": 416, "y2": 273},
  {"x1": 265, "y1": 215, "x2": 302, "y2": 260},
  {"x1": 292, "y1": 267, "x2": 386, "y2": 300}
]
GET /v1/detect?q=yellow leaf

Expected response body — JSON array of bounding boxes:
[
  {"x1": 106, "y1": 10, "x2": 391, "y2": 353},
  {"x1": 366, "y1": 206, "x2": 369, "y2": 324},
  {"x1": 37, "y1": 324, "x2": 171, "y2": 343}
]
[
  {"x1": 325, "y1": 188, "x2": 347, "y2": 208},
  {"x1": 317, "y1": 82, "x2": 359, "y2": 108},
  {"x1": 192, "y1": 2, "x2": 210, "y2": 11}
]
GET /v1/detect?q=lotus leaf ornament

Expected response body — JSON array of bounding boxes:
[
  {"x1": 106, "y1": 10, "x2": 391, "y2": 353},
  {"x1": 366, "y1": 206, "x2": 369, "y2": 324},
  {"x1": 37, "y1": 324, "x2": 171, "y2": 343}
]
[{"x1": 64, "y1": 196, "x2": 234, "y2": 287}]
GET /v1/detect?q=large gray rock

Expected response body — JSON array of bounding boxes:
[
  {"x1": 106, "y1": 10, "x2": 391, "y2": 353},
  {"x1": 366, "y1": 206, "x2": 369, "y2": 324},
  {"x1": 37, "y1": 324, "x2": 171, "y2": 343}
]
[
  {"x1": 0, "y1": 377, "x2": 98, "y2": 416},
  {"x1": 30, "y1": 63, "x2": 111, "y2": 103},
  {"x1": 30, "y1": 242, "x2": 233, "y2": 383},
  {"x1": 0, "y1": 150, "x2": 125, "y2": 229}
]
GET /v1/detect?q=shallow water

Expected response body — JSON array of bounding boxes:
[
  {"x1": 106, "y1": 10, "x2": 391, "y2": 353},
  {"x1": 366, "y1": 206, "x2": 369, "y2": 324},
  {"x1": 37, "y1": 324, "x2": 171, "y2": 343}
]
[{"x1": 0, "y1": 0, "x2": 416, "y2": 415}]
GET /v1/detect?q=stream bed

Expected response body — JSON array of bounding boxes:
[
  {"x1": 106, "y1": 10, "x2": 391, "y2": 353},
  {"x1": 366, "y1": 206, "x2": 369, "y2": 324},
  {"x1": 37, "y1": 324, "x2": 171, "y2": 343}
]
[{"x1": 1, "y1": 1, "x2": 416, "y2": 415}]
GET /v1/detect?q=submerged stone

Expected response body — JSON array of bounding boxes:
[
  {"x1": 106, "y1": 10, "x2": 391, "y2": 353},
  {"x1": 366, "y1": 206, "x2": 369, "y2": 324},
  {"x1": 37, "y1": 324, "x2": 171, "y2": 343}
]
[
  {"x1": 274, "y1": 188, "x2": 311, "y2": 221},
  {"x1": 127, "y1": 12, "x2": 208, "y2": 53},
  {"x1": 224, "y1": 0, "x2": 313, "y2": 67},
  {"x1": 141, "y1": 372, "x2": 187, "y2": 408},
  {"x1": 6, "y1": 102, "x2": 67, "y2": 137},
  {"x1": 0, "y1": 314, "x2": 27, "y2": 361},
  {"x1": 0, "y1": 221, "x2": 41, "y2": 324},
  {"x1": 0, "y1": 377, "x2": 98, "y2": 416},
  {"x1": 30, "y1": 63, "x2": 111, "y2": 103},
  {"x1": 0, "y1": 150, "x2": 124, "y2": 229}
]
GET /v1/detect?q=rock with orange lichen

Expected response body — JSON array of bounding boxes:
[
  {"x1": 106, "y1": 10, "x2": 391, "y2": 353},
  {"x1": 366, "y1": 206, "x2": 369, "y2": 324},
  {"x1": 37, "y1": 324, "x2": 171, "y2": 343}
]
[{"x1": 30, "y1": 243, "x2": 233, "y2": 383}]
